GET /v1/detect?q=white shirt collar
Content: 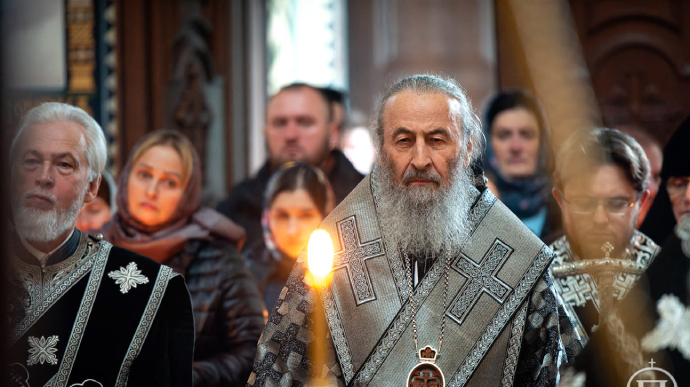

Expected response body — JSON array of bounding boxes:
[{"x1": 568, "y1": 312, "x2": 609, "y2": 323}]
[{"x1": 19, "y1": 229, "x2": 75, "y2": 267}]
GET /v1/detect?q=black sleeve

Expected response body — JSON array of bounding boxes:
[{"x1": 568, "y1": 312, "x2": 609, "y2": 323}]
[
  {"x1": 127, "y1": 275, "x2": 195, "y2": 387},
  {"x1": 514, "y1": 274, "x2": 563, "y2": 387},
  {"x1": 192, "y1": 245, "x2": 266, "y2": 387}
]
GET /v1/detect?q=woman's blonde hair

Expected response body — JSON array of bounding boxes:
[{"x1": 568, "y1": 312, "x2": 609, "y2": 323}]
[{"x1": 130, "y1": 130, "x2": 195, "y2": 188}]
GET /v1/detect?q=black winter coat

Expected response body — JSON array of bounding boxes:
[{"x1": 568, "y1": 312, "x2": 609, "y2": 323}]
[{"x1": 166, "y1": 238, "x2": 266, "y2": 387}]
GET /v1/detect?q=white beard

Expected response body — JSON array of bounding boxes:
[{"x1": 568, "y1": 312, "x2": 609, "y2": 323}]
[
  {"x1": 12, "y1": 187, "x2": 86, "y2": 243},
  {"x1": 372, "y1": 152, "x2": 475, "y2": 263}
]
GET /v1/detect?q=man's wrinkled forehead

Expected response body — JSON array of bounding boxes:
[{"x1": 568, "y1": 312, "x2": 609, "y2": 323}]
[
  {"x1": 383, "y1": 92, "x2": 463, "y2": 133},
  {"x1": 16, "y1": 121, "x2": 87, "y2": 160}
]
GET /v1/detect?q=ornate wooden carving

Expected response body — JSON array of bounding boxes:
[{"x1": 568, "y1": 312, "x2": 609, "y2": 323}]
[
  {"x1": 117, "y1": 0, "x2": 235, "y2": 189},
  {"x1": 569, "y1": 0, "x2": 690, "y2": 142},
  {"x1": 67, "y1": 0, "x2": 96, "y2": 114},
  {"x1": 171, "y1": 17, "x2": 215, "y2": 161},
  {"x1": 173, "y1": 62, "x2": 212, "y2": 160}
]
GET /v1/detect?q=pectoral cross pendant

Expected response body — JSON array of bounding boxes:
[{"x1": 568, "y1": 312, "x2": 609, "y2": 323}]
[{"x1": 407, "y1": 346, "x2": 445, "y2": 387}]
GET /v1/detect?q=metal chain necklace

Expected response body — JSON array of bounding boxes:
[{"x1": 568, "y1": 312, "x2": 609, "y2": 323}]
[{"x1": 403, "y1": 248, "x2": 451, "y2": 387}]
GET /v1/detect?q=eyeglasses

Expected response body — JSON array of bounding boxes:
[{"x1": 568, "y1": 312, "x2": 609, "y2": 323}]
[
  {"x1": 560, "y1": 193, "x2": 635, "y2": 216},
  {"x1": 666, "y1": 177, "x2": 690, "y2": 199}
]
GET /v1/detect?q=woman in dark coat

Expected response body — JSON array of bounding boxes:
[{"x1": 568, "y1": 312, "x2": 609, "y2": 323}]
[
  {"x1": 97, "y1": 130, "x2": 265, "y2": 386},
  {"x1": 483, "y1": 90, "x2": 561, "y2": 242}
]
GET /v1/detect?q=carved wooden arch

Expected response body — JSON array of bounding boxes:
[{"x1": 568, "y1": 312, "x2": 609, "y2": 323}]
[
  {"x1": 587, "y1": 33, "x2": 690, "y2": 78},
  {"x1": 590, "y1": 44, "x2": 686, "y2": 141},
  {"x1": 584, "y1": 6, "x2": 681, "y2": 35},
  {"x1": 566, "y1": 0, "x2": 690, "y2": 142}
]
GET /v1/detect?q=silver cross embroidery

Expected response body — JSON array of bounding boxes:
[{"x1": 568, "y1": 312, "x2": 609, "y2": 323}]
[
  {"x1": 108, "y1": 262, "x2": 150, "y2": 294},
  {"x1": 27, "y1": 335, "x2": 59, "y2": 365}
]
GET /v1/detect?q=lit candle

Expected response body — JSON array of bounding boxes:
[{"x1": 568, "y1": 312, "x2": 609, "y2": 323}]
[
  {"x1": 306, "y1": 229, "x2": 334, "y2": 386},
  {"x1": 308, "y1": 229, "x2": 334, "y2": 285}
]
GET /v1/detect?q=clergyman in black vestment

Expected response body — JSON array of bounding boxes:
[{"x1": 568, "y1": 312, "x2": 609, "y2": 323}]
[{"x1": 6, "y1": 103, "x2": 195, "y2": 387}]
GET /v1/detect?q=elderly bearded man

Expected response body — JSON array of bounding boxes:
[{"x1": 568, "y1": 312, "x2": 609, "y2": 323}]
[
  {"x1": 6, "y1": 103, "x2": 194, "y2": 387},
  {"x1": 248, "y1": 75, "x2": 571, "y2": 387}
]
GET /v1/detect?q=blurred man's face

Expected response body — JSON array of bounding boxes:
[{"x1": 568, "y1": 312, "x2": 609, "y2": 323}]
[
  {"x1": 381, "y1": 91, "x2": 471, "y2": 198},
  {"x1": 264, "y1": 87, "x2": 334, "y2": 168},
  {"x1": 666, "y1": 175, "x2": 690, "y2": 223},
  {"x1": 554, "y1": 164, "x2": 645, "y2": 259},
  {"x1": 11, "y1": 121, "x2": 98, "y2": 243}
]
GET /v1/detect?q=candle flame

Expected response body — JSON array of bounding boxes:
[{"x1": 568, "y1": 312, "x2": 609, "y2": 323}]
[{"x1": 308, "y1": 229, "x2": 334, "y2": 280}]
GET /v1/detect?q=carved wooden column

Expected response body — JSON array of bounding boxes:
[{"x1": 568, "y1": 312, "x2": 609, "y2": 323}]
[{"x1": 117, "y1": 0, "x2": 235, "y2": 198}]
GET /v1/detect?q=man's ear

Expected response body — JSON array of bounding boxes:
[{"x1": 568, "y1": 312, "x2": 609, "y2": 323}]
[
  {"x1": 83, "y1": 175, "x2": 101, "y2": 205},
  {"x1": 552, "y1": 187, "x2": 563, "y2": 209}
]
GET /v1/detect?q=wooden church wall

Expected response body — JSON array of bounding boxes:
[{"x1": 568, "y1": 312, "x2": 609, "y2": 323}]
[
  {"x1": 117, "y1": 0, "x2": 237, "y2": 197},
  {"x1": 498, "y1": 0, "x2": 690, "y2": 144},
  {"x1": 347, "y1": 0, "x2": 497, "y2": 121}
]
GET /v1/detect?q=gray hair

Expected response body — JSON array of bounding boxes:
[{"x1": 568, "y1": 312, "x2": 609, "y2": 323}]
[
  {"x1": 554, "y1": 127, "x2": 650, "y2": 195},
  {"x1": 10, "y1": 102, "x2": 107, "y2": 183},
  {"x1": 371, "y1": 74, "x2": 485, "y2": 164}
]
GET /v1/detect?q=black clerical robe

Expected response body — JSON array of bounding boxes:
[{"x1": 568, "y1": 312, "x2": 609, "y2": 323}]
[
  {"x1": 6, "y1": 229, "x2": 195, "y2": 387},
  {"x1": 638, "y1": 232, "x2": 690, "y2": 386},
  {"x1": 548, "y1": 231, "x2": 660, "y2": 361},
  {"x1": 248, "y1": 173, "x2": 571, "y2": 386}
]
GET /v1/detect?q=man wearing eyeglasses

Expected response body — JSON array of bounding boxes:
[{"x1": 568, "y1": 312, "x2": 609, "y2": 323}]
[{"x1": 547, "y1": 127, "x2": 660, "y2": 363}]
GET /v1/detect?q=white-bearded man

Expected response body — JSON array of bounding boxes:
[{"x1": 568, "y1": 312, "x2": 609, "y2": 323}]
[
  {"x1": 5, "y1": 103, "x2": 194, "y2": 387},
  {"x1": 247, "y1": 74, "x2": 573, "y2": 387}
]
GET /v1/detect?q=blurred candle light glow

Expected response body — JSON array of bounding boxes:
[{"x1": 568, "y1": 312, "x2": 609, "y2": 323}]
[
  {"x1": 307, "y1": 229, "x2": 335, "y2": 386},
  {"x1": 307, "y1": 229, "x2": 334, "y2": 283}
]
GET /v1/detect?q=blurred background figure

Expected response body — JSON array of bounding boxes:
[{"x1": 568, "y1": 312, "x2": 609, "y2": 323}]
[
  {"x1": 96, "y1": 130, "x2": 265, "y2": 386},
  {"x1": 637, "y1": 115, "x2": 690, "y2": 385},
  {"x1": 76, "y1": 170, "x2": 115, "y2": 232},
  {"x1": 320, "y1": 86, "x2": 347, "y2": 136},
  {"x1": 340, "y1": 125, "x2": 376, "y2": 175},
  {"x1": 245, "y1": 163, "x2": 333, "y2": 311},
  {"x1": 216, "y1": 83, "x2": 363, "y2": 253},
  {"x1": 618, "y1": 124, "x2": 664, "y2": 228},
  {"x1": 339, "y1": 109, "x2": 376, "y2": 175},
  {"x1": 483, "y1": 90, "x2": 561, "y2": 240},
  {"x1": 641, "y1": 115, "x2": 690, "y2": 242}
]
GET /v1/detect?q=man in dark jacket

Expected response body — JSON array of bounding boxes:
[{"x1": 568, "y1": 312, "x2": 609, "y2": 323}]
[{"x1": 217, "y1": 83, "x2": 364, "y2": 251}]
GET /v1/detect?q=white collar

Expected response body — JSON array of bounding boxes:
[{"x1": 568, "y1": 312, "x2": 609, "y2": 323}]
[{"x1": 19, "y1": 229, "x2": 75, "y2": 267}]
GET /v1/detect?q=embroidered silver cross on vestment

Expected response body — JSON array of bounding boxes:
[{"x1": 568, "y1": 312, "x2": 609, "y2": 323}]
[
  {"x1": 27, "y1": 335, "x2": 59, "y2": 365},
  {"x1": 108, "y1": 262, "x2": 149, "y2": 294}
]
